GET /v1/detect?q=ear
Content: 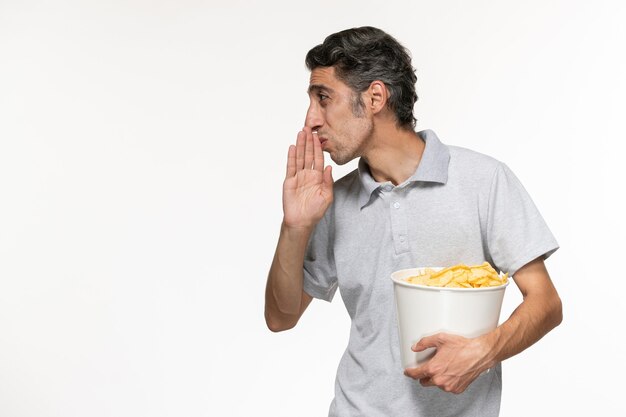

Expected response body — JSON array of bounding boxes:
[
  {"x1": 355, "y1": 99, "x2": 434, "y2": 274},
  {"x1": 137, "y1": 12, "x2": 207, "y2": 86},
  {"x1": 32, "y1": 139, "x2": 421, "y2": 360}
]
[{"x1": 367, "y1": 80, "x2": 388, "y2": 114}]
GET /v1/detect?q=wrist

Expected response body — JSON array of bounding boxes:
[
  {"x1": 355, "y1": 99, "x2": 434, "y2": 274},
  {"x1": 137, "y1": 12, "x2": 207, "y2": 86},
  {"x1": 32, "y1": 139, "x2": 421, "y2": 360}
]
[
  {"x1": 477, "y1": 330, "x2": 502, "y2": 368},
  {"x1": 281, "y1": 220, "x2": 315, "y2": 240}
]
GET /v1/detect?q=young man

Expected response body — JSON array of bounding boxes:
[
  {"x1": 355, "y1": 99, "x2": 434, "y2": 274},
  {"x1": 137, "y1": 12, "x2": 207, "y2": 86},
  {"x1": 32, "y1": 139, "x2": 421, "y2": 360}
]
[{"x1": 265, "y1": 26, "x2": 562, "y2": 417}]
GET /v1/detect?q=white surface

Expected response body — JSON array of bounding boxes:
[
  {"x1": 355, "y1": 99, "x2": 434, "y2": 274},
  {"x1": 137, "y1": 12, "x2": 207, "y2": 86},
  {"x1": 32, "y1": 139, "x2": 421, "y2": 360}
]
[
  {"x1": 1, "y1": 1, "x2": 625, "y2": 416},
  {"x1": 392, "y1": 268, "x2": 508, "y2": 368}
]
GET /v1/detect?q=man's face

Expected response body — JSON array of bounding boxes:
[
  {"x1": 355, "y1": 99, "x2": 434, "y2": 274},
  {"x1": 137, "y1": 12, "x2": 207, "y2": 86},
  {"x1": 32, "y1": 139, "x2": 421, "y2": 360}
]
[{"x1": 305, "y1": 67, "x2": 373, "y2": 165}]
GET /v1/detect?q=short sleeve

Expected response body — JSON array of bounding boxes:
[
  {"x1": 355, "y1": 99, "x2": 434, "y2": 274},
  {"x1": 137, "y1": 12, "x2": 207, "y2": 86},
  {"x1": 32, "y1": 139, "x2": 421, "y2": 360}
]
[
  {"x1": 303, "y1": 210, "x2": 338, "y2": 302},
  {"x1": 486, "y1": 163, "x2": 559, "y2": 276}
]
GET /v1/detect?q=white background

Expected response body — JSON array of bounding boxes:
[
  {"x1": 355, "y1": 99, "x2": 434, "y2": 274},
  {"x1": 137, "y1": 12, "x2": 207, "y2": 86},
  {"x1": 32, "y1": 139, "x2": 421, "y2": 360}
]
[{"x1": 1, "y1": 1, "x2": 624, "y2": 416}]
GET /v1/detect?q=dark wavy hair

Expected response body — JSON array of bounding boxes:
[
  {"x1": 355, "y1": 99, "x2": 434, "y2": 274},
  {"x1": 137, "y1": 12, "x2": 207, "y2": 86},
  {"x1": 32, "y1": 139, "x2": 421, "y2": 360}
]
[{"x1": 305, "y1": 26, "x2": 418, "y2": 130}]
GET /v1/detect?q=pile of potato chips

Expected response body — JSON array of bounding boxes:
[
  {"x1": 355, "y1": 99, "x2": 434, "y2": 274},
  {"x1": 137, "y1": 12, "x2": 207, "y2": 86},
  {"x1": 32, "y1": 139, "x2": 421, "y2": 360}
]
[{"x1": 405, "y1": 262, "x2": 508, "y2": 288}]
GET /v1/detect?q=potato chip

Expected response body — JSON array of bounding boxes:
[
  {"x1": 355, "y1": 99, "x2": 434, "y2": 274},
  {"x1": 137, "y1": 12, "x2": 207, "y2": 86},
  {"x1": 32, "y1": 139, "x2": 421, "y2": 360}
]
[{"x1": 405, "y1": 262, "x2": 508, "y2": 288}]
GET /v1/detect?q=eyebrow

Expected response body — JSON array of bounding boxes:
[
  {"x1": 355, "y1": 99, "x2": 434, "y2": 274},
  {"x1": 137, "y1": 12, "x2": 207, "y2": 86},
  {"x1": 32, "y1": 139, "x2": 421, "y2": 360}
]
[{"x1": 307, "y1": 84, "x2": 335, "y2": 95}]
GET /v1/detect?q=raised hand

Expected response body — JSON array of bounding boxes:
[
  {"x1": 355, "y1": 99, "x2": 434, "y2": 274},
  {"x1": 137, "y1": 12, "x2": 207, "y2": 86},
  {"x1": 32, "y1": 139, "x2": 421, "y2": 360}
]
[{"x1": 283, "y1": 127, "x2": 334, "y2": 229}]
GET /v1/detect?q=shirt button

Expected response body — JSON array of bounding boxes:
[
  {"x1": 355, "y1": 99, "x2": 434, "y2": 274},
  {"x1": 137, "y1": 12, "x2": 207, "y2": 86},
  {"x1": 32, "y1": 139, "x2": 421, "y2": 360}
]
[
  {"x1": 393, "y1": 202, "x2": 400, "y2": 209},
  {"x1": 384, "y1": 185, "x2": 393, "y2": 191},
  {"x1": 399, "y1": 236, "x2": 406, "y2": 242}
]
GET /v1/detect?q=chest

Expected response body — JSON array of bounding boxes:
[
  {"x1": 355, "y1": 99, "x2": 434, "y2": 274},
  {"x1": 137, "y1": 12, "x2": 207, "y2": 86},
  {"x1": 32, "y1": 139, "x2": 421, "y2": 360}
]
[{"x1": 332, "y1": 186, "x2": 489, "y2": 311}]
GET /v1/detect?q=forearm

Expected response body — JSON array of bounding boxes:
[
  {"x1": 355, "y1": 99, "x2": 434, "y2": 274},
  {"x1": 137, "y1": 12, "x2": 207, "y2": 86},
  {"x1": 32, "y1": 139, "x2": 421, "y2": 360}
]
[
  {"x1": 482, "y1": 282, "x2": 562, "y2": 365},
  {"x1": 265, "y1": 222, "x2": 313, "y2": 329}
]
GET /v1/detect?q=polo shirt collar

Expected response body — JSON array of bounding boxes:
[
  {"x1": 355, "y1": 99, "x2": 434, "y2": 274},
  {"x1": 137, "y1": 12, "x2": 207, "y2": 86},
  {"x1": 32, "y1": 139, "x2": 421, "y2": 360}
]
[{"x1": 357, "y1": 129, "x2": 450, "y2": 209}]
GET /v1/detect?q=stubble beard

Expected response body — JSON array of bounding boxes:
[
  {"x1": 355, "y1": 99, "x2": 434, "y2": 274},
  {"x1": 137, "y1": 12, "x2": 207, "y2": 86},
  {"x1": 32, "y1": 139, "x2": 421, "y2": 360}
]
[
  {"x1": 326, "y1": 92, "x2": 373, "y2": 165},
  {"x1": 328, "y1": 120, "x2": 373, "y2": 165}
]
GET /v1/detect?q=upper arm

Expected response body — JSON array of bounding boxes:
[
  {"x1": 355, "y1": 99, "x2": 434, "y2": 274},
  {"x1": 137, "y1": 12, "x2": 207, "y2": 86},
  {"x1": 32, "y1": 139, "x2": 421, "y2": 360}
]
[
  {"x1": 485, "y1": 163, "x2": 559, "y2": 278},
  {"x1": 512, "y1": 257, "x2": 560, "y2": 306},
  {"x1": 299, "y1": 290, "x2": 314, "y2": 316}
]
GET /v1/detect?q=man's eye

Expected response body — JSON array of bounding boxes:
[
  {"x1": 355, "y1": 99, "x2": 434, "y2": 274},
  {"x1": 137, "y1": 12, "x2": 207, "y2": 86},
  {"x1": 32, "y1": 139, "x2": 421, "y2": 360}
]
[{"x1": 319, "y1": 94, "x2": 329, "y2": 102}]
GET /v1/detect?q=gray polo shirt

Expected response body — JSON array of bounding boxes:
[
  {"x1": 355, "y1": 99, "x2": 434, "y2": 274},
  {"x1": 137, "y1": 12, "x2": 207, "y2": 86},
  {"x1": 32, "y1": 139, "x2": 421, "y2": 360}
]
[{"x1": 303, "y1": 129, "x2": 558, "y2": 417}]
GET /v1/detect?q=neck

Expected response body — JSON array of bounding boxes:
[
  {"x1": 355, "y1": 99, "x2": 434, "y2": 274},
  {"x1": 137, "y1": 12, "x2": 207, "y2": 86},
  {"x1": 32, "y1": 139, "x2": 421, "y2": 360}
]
[{"x1": 361, "y1": 124, "x2": 425, "y2": 186}]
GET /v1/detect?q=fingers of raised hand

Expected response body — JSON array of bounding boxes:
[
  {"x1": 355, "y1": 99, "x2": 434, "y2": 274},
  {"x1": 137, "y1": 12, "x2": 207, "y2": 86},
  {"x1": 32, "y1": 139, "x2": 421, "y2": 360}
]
[
  {"x1": 286, "y1": 145, "x2": 296, "y2": 178},
  {"x1": 288, "y1": 128, "x2": 325, "y2": 179},
  {"x1": 312, "y1": 130, "x2": 323, "y2": 171},
  {"x1": 295, "y1": 129, "x2": 306, "y2": 171},
  {"x1": 304, "y1": 127, "x2": 315, "y2": 170}
]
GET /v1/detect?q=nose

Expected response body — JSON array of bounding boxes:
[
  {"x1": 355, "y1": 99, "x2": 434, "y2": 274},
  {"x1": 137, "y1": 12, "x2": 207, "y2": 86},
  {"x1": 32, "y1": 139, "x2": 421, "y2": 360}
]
[{"x1": 305, "y1": 102, "x2": 323, "y2": 132}]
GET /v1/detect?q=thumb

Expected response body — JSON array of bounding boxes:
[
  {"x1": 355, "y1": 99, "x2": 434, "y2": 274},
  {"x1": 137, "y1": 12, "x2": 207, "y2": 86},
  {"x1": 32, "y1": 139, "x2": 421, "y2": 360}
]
[
  {"x1": 412, "y1": 334, "x2": 440, "y2": 352},
  {"x1": 323, "y1": 165, "x2": 334, "y2": 187}
]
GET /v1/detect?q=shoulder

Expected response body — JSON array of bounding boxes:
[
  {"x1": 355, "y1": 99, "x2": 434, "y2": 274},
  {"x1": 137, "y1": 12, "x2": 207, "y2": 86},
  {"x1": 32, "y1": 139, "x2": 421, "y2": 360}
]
[
  {"x1": 448, "y1": 145, "x2": 501, "y2": 170},
  {"x1": 447, "y1": 145, "x2": 504, "y2": 184},
  {"x1": 332, "y1": 168, "x2": 360, "y2": 195}
]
